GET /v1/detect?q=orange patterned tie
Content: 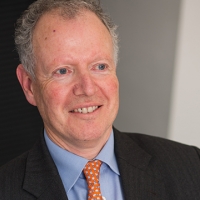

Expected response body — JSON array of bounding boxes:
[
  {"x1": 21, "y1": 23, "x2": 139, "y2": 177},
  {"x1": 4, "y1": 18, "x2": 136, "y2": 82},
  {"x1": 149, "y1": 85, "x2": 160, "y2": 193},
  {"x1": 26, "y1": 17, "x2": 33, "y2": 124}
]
[{"x1": 83, "y1": 160, "x2": 103, "y2": 200}]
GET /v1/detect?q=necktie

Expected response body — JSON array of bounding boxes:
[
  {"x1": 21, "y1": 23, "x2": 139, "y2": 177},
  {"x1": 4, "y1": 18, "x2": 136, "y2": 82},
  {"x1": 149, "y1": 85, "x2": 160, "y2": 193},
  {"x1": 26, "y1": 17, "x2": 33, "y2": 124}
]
[{"x1": 83, "y1": 160, "x2": 103, "y2": 200}]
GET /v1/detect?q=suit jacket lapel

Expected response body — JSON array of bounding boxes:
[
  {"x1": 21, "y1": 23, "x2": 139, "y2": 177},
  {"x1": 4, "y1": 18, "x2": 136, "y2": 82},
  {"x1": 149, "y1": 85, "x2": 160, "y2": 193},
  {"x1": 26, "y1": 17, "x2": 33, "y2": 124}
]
[
  {"x1": 22, "y1": 133, "x2": 68, "y2": 200},
  {"x1": 114, "y1": 128, "x2": 167, "y2": 200},
  {"x1": 22, "y1": 128, "x2": 167, "y2": 199}
]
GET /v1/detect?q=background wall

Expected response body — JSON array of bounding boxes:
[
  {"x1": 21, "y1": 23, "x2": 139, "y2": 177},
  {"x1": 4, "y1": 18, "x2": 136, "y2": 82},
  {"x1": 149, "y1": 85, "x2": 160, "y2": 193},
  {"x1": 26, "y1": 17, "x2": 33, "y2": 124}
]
[
  {"x1": 101, "y1": 0, "x2": 181, "y2": 138},
  {"x1": 1, "y1": 0, "x2": 200, "y2": 166},
  {"x1": 168, "y1": 0, "x2": 200, "y2": 147},
  {"x1": 102, "y1": 0, "x2": 200, "y2": 147}
]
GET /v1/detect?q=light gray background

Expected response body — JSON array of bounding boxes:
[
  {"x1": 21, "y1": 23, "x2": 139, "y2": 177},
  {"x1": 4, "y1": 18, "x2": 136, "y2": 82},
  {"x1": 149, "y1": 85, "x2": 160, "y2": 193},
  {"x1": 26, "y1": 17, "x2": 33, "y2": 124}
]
[{"x1": 101, "y1": 0, "x2": 181, "y2": 138}]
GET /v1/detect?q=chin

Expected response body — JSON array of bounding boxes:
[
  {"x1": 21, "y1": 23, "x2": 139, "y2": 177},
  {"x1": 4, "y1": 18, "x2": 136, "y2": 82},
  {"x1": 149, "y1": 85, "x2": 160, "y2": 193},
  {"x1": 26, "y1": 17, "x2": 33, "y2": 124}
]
[{"x1": 80, "y1": 126, "x2": 111, "y2": 140}]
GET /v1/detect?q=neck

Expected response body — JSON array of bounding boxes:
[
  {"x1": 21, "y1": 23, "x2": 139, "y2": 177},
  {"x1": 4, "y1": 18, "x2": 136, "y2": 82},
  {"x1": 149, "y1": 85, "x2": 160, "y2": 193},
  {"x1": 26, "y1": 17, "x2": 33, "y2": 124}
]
[{"x1": 46, "y1": 131, "x2": 110, "y2": 160}]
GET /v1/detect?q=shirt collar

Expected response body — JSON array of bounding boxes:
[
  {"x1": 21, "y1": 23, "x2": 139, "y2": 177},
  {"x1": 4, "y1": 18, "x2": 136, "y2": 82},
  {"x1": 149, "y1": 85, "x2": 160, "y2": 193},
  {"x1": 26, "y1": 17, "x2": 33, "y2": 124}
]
[
  {"x1": 44, "y1": 130, "x2": 119, "y2": 193},
  {"x1": 96, "y1": 131, "x2": 120, "y2": 175}
]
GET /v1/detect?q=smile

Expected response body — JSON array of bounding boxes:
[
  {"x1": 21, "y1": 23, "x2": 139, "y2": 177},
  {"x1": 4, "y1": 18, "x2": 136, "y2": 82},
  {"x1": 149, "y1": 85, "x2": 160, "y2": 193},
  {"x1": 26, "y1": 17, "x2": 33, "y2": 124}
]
[{"x1": 71, "y1": 106, "x2": 99, "y2": 114}]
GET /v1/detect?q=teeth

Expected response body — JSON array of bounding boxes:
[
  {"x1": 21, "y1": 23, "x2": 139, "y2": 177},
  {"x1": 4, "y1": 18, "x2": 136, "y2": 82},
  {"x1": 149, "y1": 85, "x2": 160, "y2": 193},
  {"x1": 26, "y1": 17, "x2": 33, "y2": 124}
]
[
  {"x1": 82, "y1": 108, "x2": 87, "y2": 114},
  {"x1": 87, "y1": 107, "x2": 93, "y2": 113},
  {"x1": 73, "y1": 106, "x2": 98, "y2": 114},
  {"x1": 78, "y1": 108, "x2": 82, "y2": 112}
]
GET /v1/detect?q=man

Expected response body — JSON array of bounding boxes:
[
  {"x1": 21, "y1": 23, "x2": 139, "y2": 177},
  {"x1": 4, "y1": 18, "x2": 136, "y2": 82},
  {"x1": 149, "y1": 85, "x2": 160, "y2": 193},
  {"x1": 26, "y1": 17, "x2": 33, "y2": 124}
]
[{"x1": 0, "y1": 0, "x2": 200, "y2": 199}]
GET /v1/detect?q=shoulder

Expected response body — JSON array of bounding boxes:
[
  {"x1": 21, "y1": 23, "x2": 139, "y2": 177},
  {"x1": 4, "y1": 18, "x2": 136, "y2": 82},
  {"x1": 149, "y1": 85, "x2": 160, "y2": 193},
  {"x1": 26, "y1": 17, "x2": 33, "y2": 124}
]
[
  {"x1": 0, "y1": 151, "x2": 29, "y2": 176},
  {"x1": 130, "y1": 132, "x2": 199, "y2": 156},
  {"x1": 0, "y1": 151, "x2": 29, "y2": 197},
  {"x1": 114, "y1": 128, "x2": 200, "y2": 167},
  {"x1": 114, "y1": 128, "x2": 200, "y2": 197}
]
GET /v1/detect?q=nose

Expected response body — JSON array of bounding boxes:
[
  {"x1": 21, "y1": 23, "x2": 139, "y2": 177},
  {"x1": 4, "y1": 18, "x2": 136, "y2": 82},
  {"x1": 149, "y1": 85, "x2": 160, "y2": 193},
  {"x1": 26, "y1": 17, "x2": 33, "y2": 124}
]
[{"x1": 73, "y1": 73, "x2": 97, "y2": 96}]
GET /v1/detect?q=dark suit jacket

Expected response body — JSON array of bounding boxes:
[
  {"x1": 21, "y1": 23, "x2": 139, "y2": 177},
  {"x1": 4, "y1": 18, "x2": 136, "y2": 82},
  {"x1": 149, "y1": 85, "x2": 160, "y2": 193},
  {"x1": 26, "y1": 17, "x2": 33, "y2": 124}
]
[{"x1": 1, "y1": 128, "x2": 200, "y2": 199}]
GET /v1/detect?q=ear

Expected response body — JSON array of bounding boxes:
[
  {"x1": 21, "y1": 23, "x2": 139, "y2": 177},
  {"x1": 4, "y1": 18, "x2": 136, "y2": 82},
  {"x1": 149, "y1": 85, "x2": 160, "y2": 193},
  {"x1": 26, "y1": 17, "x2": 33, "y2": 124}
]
[{"x1": 16, "y1": 64, "x2": 37, "y2": 106}]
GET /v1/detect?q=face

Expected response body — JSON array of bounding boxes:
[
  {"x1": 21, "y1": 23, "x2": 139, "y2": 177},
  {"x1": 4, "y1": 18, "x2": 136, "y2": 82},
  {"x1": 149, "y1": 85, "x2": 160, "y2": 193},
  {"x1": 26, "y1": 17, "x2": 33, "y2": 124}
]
[{"x1": 17, "y1": 10, "x2": 119, "y2": 153}]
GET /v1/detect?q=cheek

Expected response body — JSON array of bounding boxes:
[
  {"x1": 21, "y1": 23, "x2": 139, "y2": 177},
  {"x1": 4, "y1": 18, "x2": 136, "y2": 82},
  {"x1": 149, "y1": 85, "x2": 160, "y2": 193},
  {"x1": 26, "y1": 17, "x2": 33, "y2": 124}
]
[
  {"x1": 46, "y1": 86, "x2": 65, "y2": 105},
  {"x1": 99, "y1": 76, "x2": 119, "y2": 107},
  {"x1": 106, "y1": 77, "x2": 119, "y2": 97},
  {"x1": 50, "y1": 88, "x2": 61, "y2": 99},
  {"x1": 33, "y1": 82, "x2": 61, "y2": 106},
  {"x1": 45, "y1": 83, "x2": 72, "y2": 107}
]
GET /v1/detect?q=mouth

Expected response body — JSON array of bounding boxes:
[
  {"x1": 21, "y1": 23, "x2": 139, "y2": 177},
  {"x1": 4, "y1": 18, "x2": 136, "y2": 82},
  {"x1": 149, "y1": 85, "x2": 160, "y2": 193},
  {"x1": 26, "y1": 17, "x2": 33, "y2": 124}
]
[{"x1": 70, "y1": 106, "x2": 101, "y2": 114}]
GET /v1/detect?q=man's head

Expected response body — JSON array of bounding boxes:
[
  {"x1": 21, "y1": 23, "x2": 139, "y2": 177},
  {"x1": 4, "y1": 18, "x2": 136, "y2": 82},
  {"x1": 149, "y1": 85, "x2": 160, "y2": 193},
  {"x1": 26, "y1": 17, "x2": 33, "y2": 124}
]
[
  {"x1": 16, "y1": 0, "x2": 119, "y2": 158},
  {"x1": 15, "y1": 0, "x2": 119, "y2": 77}
]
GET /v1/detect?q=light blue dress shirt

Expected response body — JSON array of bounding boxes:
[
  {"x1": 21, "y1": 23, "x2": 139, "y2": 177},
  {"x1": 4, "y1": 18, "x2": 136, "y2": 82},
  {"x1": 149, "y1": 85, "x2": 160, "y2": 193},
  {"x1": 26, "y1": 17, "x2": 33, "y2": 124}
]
[{"x1": 44, "y1": 130, "x2": 124, "y2": 200}]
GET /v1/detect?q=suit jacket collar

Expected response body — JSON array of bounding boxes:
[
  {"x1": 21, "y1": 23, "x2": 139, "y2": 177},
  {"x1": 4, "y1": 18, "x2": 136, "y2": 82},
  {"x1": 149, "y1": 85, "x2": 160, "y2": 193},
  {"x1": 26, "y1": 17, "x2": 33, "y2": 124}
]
[
  {"x1": 113, "y1": 128, "x2": 167, "y2": 200},
  {"x1": 22, "y1": 132, "x2": 68, "y2": 199}
]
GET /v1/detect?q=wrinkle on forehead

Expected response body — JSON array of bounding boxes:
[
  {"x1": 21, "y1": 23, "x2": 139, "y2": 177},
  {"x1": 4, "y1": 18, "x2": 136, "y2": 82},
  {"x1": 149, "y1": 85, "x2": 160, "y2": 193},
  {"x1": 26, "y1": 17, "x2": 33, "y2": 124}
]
[{"x1": 32, "y1": 10, "x2": 114, "y2": 72}]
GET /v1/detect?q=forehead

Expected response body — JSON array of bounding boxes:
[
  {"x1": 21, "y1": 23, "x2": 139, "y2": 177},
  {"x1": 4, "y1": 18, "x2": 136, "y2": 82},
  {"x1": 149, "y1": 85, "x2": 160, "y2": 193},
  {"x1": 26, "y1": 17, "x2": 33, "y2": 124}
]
[
  {"x1": 33, "y1": 9, "x2": 111, "y2": 42},
  {"x1": 32, "y1": 10, "x2": 113, "y2": 65}
]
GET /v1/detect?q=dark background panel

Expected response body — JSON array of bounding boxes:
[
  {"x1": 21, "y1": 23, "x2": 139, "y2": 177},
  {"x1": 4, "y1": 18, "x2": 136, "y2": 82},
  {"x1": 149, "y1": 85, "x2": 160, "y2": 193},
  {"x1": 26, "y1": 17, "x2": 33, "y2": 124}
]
[{"x1": 0, "y1": 1, "x2": 43, "y2": 166}]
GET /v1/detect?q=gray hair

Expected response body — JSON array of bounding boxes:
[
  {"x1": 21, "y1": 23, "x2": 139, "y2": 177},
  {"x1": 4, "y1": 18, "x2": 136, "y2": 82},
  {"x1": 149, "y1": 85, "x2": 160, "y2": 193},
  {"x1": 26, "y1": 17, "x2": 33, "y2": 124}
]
[{"x1": 15, "y1": 0, "x2": 119, "y2": 77}]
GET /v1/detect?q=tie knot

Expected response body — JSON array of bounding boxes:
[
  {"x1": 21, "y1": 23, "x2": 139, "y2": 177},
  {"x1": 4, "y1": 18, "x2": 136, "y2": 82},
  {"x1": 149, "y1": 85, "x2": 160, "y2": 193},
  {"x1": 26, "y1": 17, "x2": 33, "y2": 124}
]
[{"x1": 83, "y1": 160, "x2": 102, "y2": 181}]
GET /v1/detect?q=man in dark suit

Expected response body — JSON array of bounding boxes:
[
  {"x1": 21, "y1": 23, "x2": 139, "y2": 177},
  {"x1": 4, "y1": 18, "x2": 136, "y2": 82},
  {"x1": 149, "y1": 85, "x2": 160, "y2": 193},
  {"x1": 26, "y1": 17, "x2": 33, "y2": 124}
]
[{"x1": 1, "y1": 0, "x2": 200, "y2": 199}]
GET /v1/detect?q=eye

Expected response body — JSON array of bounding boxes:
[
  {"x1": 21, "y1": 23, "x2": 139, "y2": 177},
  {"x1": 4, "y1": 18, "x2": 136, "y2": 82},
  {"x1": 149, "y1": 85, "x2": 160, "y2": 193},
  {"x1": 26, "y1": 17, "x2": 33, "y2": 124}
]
[
  {"x1": 53, "y1": 67, "x2": 73, "y2": 78},
  {"x1": 56, "y1": 68, "x2": 67, "y2": 74},
  {"x1": 96, "y1": 64, "x2": 107, "y2": 70}
]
